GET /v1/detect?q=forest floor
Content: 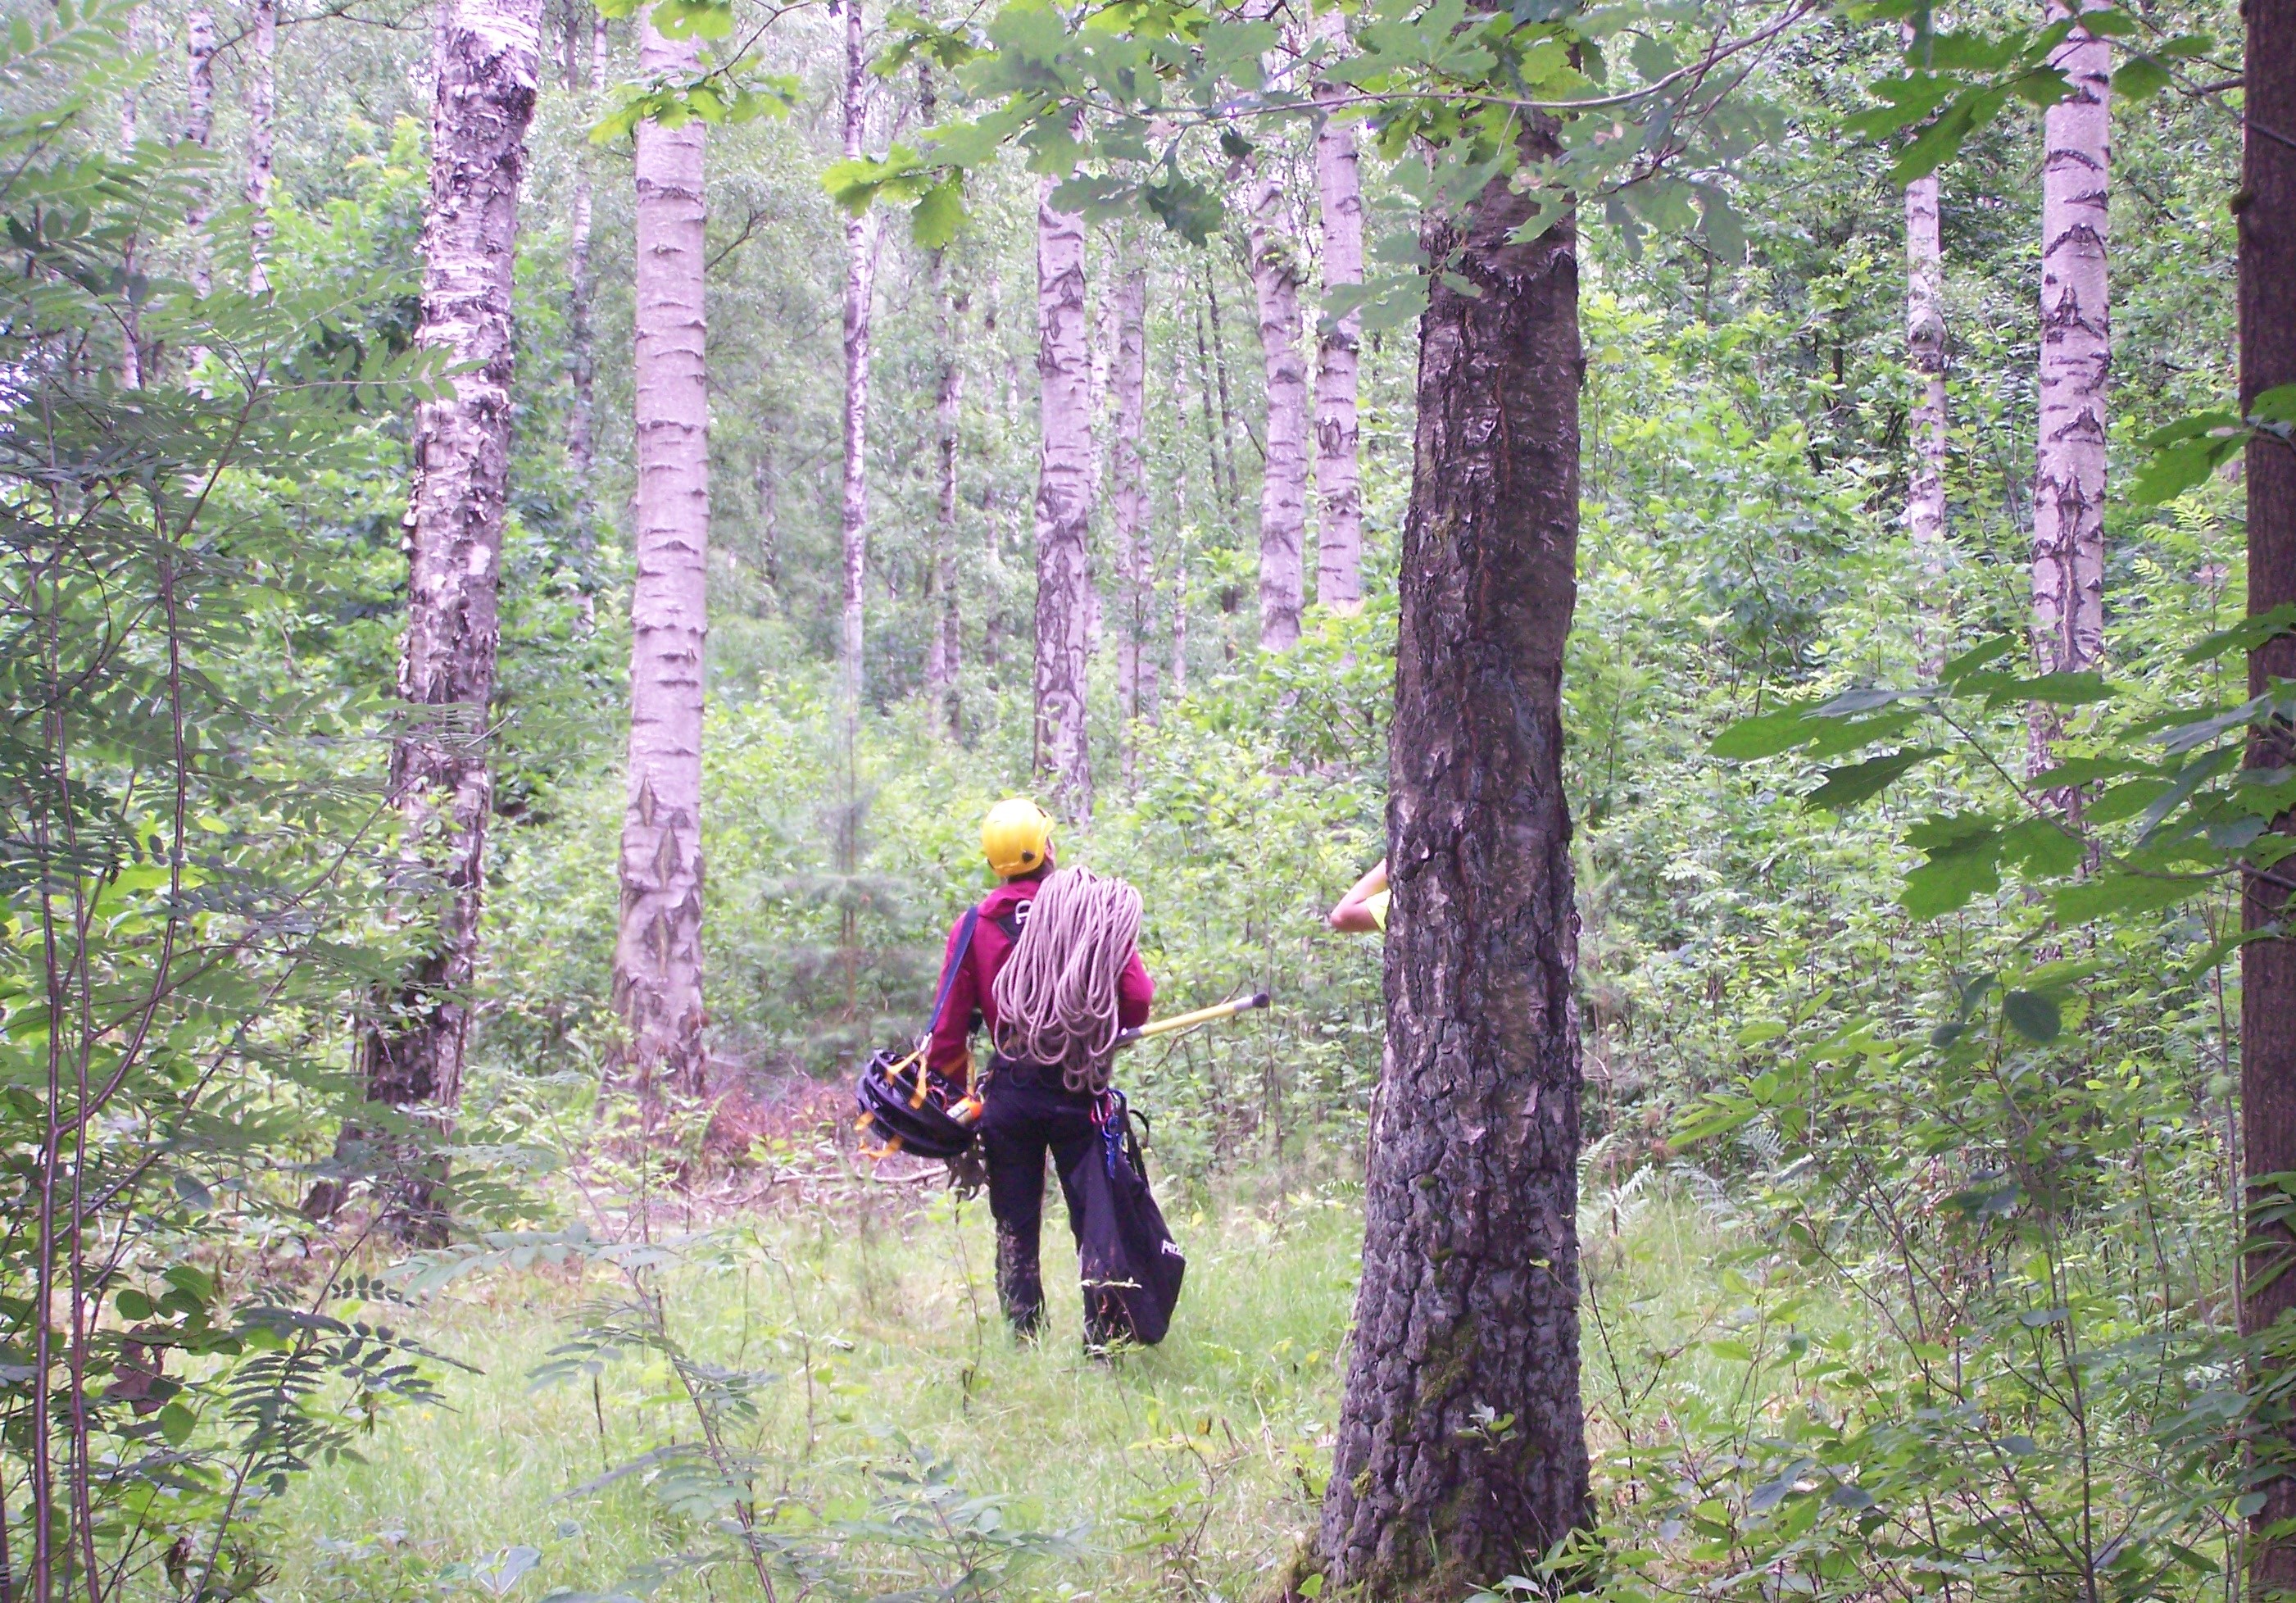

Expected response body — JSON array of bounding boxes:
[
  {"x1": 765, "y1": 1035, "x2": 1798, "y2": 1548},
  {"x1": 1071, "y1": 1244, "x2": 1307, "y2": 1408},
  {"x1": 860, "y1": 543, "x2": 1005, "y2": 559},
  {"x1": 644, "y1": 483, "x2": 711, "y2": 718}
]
[{"x1": 267, "y1": 1153, "x2": 1739, "y2": 1603}]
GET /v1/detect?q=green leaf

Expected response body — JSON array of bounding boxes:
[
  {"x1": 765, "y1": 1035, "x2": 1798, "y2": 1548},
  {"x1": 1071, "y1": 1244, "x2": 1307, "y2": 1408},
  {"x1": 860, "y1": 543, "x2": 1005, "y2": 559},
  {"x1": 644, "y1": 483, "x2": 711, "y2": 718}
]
[
  {"x1": 909, "y1": 175, "x2": 965, "y2": 247},
  {"x1": 2112, "y1": 54, "x2": 2172, "y2": 101},
  {"x1": 2183, "y1": 603, "x2": 2296, "y2": 664},
  {"x1": 1902, "y1": 815, "x2": 2003, "y2": 918},
  {"x1": 1939, "y1": 635, "x2": 2017, "y2": 683},
  {"x1": 157, "y1": 1402, "x2": 195, "y2": 1446},
  {"x1": 1804, "y1": 748, "x2": 1941, "y2": 811},
  {"x1": 1709, "y1": 702, "x2": 1818, "y2": 760},
  {"x1": 2002, "y1": 989, "x2": 2061, "y2": 1042},
  {"x1": 1999, "y1": 816, "x2": 2084, "y2": 879},
  {"x1": 2050, "y1": 870, "x2": 2209, "y2": 924}
]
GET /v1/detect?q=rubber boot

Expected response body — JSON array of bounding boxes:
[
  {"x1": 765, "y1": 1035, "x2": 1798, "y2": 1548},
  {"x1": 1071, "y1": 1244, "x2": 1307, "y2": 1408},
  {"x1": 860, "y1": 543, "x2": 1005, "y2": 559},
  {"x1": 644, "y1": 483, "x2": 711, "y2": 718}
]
[{"x1": 996, "y1": 1224, "x2": 1045, "y2": 1339}]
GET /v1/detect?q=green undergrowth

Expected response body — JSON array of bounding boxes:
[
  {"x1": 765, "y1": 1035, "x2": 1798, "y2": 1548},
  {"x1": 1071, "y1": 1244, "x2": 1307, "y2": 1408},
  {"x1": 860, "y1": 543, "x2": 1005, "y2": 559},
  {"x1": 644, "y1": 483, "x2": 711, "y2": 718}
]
[{"x1": 261, "y1": 1178, "x2": 1752, "y2": 1603}]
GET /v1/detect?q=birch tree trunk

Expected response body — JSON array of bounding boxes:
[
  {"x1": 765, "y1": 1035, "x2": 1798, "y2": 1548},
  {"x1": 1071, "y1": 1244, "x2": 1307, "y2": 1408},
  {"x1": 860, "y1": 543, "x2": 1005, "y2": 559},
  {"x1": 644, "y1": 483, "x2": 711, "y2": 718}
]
[
  {"x1": 353, "y1": 0, "x2": 542, "y2": 1232},
  {"x1": 1904, "y1": 163, "x2": 1948, "y2": 666},
  {"x1": 184, "y1": 7, "x2": 217, "y2": 297},
  {"x1": 1311, "y1": 4, "x2": 1364, "y2": 614},
  {"x1": 838, "y1": 0, "x2": 876, "y2": 730},
  {"x1": 243, "y1": 0, "x2": 277, "y2": 291},
  {"x1": 2028, "y1": 0, "x2": 2109, "y2": 774},
  {"x1": 927, "y1": 249, "x2": 965, "y2": 738},
  {"x1": 1249, "y1": 161, "x2": 1309, "y2": 651},
  {"x1": 1110, "y1": 263, "x2": 1148, "y2": 770},
  {"x1": 1318, "y1": 116, "x2": 1589, "y2": 1596},
  {"x1": 565, "y1": 7, "x2": 606, "y2": 502},
  {"x1": 2241, "y1": 2, "x2": 2296, "y2": 1589},
  {"x1": 1033, "y1": 176, "x2": 1095, "y2": 815},
  {"x1": 613, "y1": 7, "x2": 710, "y2": 1101}
]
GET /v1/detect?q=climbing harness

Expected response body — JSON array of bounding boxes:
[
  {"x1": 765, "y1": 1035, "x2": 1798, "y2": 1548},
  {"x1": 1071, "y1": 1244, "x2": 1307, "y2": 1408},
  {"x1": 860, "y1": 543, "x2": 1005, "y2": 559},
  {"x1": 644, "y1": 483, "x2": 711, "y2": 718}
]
[{"x1": 853, "y1": 907, "x2": 981, "y2": 1162}]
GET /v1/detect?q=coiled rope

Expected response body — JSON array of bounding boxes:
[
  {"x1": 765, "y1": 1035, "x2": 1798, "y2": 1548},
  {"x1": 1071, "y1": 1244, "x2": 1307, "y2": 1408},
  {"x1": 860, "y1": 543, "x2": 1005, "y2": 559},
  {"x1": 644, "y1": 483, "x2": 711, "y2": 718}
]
[{"x1": 991, "y1": 866, "x2": 1143, "y2": 1092}]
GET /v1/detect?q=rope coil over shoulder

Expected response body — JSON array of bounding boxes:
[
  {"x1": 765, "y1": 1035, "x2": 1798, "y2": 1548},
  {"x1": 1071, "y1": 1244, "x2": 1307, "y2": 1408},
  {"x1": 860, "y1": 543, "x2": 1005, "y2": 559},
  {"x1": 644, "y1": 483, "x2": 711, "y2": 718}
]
[{"x1": 991, "y1": 868, "x2": 1142, "y2": 1094}]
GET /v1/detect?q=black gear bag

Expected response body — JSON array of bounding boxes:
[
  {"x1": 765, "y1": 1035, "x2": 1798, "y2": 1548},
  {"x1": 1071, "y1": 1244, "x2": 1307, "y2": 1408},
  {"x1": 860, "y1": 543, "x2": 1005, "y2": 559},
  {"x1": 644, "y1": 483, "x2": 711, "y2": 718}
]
[{"x1": 1064, "y1": 1090, "x2": 1185, "y2": 1346}]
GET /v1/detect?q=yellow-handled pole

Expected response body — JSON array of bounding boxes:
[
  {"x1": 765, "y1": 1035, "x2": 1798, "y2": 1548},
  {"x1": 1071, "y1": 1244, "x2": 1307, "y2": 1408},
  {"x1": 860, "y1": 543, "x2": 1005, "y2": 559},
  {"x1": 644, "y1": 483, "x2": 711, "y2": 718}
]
[{"x1": 1116, "y1": 992, "x2": 1270, "y2": 1047}]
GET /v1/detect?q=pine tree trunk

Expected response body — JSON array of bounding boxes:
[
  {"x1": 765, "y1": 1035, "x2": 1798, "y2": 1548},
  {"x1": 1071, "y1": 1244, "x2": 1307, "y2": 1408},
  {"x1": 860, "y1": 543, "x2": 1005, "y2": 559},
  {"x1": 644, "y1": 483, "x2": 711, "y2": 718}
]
[
  {"x1": 2242, "y1": 0, "x2": 2296, "y2": 1588},
  {"x1": 1249, "y1": 161, "x2": 1309, "y2": 651},
  {"x1": 243, "y1": 0, "x2": 277, "y2": 292},
  {"x1": 1904, "y1": 156, "x2": 1948, "y2": 668},
  {"x1": 1318, "y1": 122, "x2": 1589, "y2": 1598},
  {"x1": 928, "y1": 248, "x2": 965, "y2": 738},
  {"x1": 1110, "y1": 263, "x2": 1148, "y2": 773},
  {"x1": 838, "y1": 0, "x2": 875, "y2": 730},
  {"x1": 2028, "y1": 0, "x2": 2109, "y2": 774},
  {"x1": 1034, "y1": 175, "x2": 1095, "y2": 815},
  {"x1": 351, "y1": 0, "x2": 543, "y2": 1233},
  {"x1": 1310, "y1": 3, "x2": 1364, "y2": 614},
  {"x1": 184, "y1": 7, "x2": 217, "y2": 297},
  {"x1": 613, "y1": 7, "x2": 710, "y2": 1102},
  {"x1": 565, "y1": 7, "x2": 606, "y2": 507}
]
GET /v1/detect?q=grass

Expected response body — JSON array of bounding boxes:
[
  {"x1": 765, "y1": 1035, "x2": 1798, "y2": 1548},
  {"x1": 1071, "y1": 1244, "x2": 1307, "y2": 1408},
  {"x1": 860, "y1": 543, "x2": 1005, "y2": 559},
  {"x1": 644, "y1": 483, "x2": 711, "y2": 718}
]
[{"x1": 264, "y1": 1164, "x2": 1748, "y2": 1603}]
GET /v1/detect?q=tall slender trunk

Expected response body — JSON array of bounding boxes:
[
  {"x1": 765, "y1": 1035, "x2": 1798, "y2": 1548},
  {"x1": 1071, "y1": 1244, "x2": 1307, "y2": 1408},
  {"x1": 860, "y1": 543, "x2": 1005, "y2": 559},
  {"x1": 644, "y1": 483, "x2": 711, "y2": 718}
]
[
  {"x1": 1192, "y1": 297, "x2": 1232, "y2": 505},
  {"x1": 184, "y1": 7, "x2": 217, "y2": 297},
  {"x1": 1033, "y1": 175, "x2": 1095, "y2": 815},
  {"x1": 1310, "y1": 3, "x2": 1364, "y2": 614},
  {"x1": 928, "y1": 249, "x2": 965, "y2": 738},
  {"x1": 2028, "y1": 0, "x2": 2109, "y2": 774},
  {"x1": 244, "y1": 0, "x2": 277, "y2": 292},
  {"x1": 752, "y1": 451, "x2": 782, "y2": 597},
  {"x1": 1203, "y1": 259, "x2": 1241, "y2": 498},
  {"x1": 1111, "y1": 263, "x2": 1148, "y2": 774},
  {"x1": 1318, "y1": 117, "x2": 1588, "y2": 1596},
  {"x1": 1904, "y1": 158, "x2": 1949, "y2": 669},
  {"x1": 838, "y1": 0, "x2": 875, "y2": 732},
  {"x1": 566, "y1": 7, "x2": 606, "y2": 514},
  {"x1": 613, "y1": 7, "x2": 710, "y2": 1101},
  {"x1": 1249, "y1": 161, "x2": 1309, "y2": 651},
  {"x1": 2242, "y1": 0, "x2": 2296, "y2": 1590},
  {"x1": 348, "y1": 0, "x2": 543, "y2": 1233},
  {"x1": 120, "y1": 9, "x2": 145, "y2": 388}
]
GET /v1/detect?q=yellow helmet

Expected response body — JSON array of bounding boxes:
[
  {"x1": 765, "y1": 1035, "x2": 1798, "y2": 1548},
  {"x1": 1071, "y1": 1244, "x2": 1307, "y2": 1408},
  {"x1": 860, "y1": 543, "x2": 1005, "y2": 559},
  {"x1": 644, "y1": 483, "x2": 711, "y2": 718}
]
[{"x1": 980, "y1": 797, "x2": 1055, "y2": 879}]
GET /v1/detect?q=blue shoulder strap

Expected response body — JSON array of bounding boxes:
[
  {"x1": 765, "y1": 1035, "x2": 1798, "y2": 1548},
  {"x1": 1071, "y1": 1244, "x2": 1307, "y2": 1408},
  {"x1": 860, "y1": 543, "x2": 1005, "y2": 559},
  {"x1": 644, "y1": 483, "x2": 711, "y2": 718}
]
[{"x1": 924, "y1": 906, "x2": 981, "y2": 1039}]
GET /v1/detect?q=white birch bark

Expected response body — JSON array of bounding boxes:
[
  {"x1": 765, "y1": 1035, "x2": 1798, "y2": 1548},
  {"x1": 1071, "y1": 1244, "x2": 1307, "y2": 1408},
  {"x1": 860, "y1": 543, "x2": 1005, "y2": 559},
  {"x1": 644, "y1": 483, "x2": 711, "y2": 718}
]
[
  {"x1": 1111, "y1": 264, "x2": 1148, "y2": 765},
  {"x1": 1310, "y1": 3, "x2": 1364, "y2": 614},
  {"x1": 1034, "y1": 175, "x2": 1095, "y2": 814},
  {"x1": 1248, "y1": 157, "x2": 1309, "y2": 651},
  {"x1": 361, "y1": 0, "x2": 542, "y2": 1181},
  {"x1": 614, "y1": 7, "x2": 710, "y2": 1099},
  {"x1": 2031, "y1": 0, "x2": 2110, "y2": 773},
  {"x1": 565, "y1": 7, "x2": 606, "y2": 498},
  {"x1": 1905, "y1": 165, "x2": 1949, "y2": 666},
  {"x1": 838, "y1": 0, "x2": 876, "y2": 728},
  {"x1": 184, "y1": 7, "x2": 217, "y2": 297},
  {"x1": 244, "y1": 0, "x2": 277, "y2": 291}
]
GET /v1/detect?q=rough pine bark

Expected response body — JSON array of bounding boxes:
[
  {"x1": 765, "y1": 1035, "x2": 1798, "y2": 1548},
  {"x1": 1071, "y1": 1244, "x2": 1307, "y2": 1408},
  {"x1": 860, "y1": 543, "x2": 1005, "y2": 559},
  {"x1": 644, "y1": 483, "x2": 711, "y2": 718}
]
[
  {"x1": 2028, "y1": 0, "x2": 2109, "y2": 773},
  {"x1": 2243, "y1": 0, "x2": 2296, "y2": 1589},
  {"x1": 565, "y1": 7, "x2": 606, "y2": 502},
  {"x1": 1904, "y1": 160, "x2": 1948, "y2": 665},
  {"x1": 1318, "y1": 122, "x2": 1589, "y2": 1597},
  {"x1": 1110, "y1": 264, "x2": 1149, "y2": 765},
  {"x1": 613, "y1": 7, "x2": 710, "y2": 1100},
  {"x1": 1311, "y1": 3, "x2": 1364, "y2": 614},
  {"x1": 838, "y1": 0, "x2": 876, "y2": 728},
  {"x1": 928, "y1": 247, "x2": 966, "y2": 738},
  {"x1": 1249, "y1": 160, "x2": 1309, "y2": 651},
  {"x1": 1034, "y1": 176, "x2": 1096, "y2": 814},
  {"x1": 184, "y1": 7, "x2": 217, "y2": 297},
  {"x1": 243, "y1": 0, "x2": 277, "y2": 291},
  {"x1": 352, "y1": 0, "x2": 543, "y2": 1228}
]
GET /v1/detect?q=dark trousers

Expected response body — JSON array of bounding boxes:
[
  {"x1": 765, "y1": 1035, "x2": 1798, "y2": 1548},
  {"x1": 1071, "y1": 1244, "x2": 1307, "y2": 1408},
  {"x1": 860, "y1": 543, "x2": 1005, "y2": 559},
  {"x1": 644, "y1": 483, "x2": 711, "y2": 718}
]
[{"x1": 979, "y1": 1066, "x2": 1099, "y2": 1337}]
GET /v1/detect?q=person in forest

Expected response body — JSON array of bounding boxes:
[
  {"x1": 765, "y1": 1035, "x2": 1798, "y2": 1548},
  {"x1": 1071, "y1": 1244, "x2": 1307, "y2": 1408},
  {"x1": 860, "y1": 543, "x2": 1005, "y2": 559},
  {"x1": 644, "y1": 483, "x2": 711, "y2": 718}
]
[
  {"x1": 1327, "y1": 858, "x2": 1389, "y2": 933},
  {"x1": 928, "y1": 798, "x2": 1154, "y2": 1340}
]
